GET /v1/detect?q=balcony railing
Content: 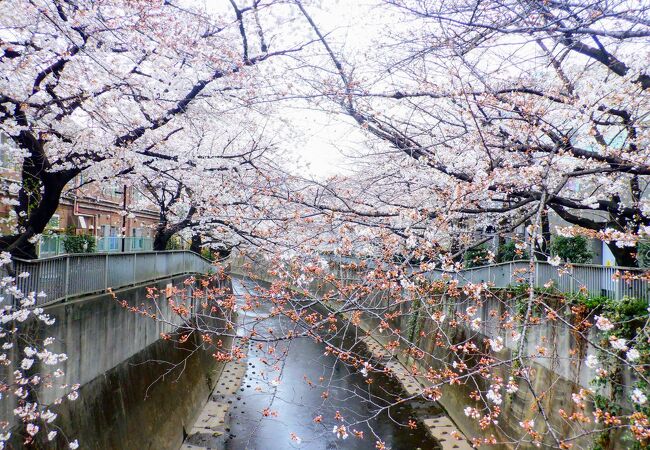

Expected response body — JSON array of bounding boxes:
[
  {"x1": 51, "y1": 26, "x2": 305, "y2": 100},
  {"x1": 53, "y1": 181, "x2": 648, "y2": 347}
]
[
  {"x1": 38, "y1": 235, "x2": 156, "y2": 257},
  {"x1": 96, "y1": 236, "x2": 154, "y2": 253},
  {"x1": 11, "y1": 251, "x2": 214, "y2": 306}
]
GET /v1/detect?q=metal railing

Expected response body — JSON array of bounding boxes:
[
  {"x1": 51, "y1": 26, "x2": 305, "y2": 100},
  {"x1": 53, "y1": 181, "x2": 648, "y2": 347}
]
[
  {"x1": 451, "y1": 260, "x2": 648, "y2": 300},
  {"x1": 328, "y1": 255, "x2": 650, "y2": 301},
  {"x1": 12, "y1": 251, "x2": 214, "y2": 306},
  {"x1": 38, "y1": 235, "x2": 66, "y2": 257}
]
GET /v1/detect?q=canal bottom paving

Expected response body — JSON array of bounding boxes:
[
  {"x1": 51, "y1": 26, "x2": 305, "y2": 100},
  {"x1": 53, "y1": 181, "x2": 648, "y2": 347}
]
[{"x1": 222, "y1": 277, "x2": 443, "y2": 450}]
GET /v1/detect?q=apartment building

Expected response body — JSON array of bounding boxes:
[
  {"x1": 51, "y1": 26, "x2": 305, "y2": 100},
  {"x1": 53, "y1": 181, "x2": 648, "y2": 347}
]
[
  {"x1": 0, "y1": 135, "x2": 159, "y2": 256},
  {"x1": 49, "y1": 178, "x2": 159, "y2": 252}
]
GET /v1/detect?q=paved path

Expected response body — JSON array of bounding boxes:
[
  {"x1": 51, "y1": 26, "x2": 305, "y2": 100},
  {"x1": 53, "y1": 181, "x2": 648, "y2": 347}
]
[{"x1": 360, "y1": 337, "x2": 472, "y2": 450}]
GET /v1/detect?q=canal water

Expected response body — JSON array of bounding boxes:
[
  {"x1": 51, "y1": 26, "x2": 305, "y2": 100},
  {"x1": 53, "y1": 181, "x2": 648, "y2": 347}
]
[{"x1": 223, "y1": 278, "x2": 441, "y2": 450}]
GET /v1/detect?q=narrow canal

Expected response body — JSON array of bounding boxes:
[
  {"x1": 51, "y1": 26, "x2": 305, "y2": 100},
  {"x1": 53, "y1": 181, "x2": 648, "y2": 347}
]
[{"x1": 223, "y1": 278, "x2": 441, "y2": 450}]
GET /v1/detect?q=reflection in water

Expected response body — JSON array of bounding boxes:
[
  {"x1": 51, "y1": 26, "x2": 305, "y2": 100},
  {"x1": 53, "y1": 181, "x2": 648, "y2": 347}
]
[{"x1": 224, "y1": 278, "x2": 441, "y2": 450}]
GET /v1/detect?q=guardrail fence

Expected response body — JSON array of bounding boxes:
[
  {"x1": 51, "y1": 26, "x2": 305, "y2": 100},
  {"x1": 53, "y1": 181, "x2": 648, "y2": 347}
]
[
  {"x1": 12, "y1": 251, "x2": 214, "y2": 306},
  {"x1": 328, "y1": 255, "x2": 649, "y2": 301},
  {"x1": 46, "y1": 251, "x2": 641, "y2": 304},
  {"x1": 455, "y1": 261, "x2": 648, "y2": 301}
]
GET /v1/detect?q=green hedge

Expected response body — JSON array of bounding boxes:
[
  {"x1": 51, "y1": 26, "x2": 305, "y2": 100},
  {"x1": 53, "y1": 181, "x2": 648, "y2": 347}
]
[
  {"x1": 464, "y1": 244, "x2": 490, "y2": 268},
  {"x1": 63, "y1": 234, "x2": 96, "y2": 254},
  {"x1": 638, "y1": 242, "x2": 650, "y2": 268},
  {"x1": 550, "y1": 235, "x2": 592, "y2": 263},
  {"x1": 498, "y1": 240, "x2": 528, "y2": 262}
]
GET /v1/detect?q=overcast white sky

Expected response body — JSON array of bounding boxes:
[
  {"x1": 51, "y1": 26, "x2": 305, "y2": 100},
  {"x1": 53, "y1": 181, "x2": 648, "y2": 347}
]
[
  {"x1": 198, "y1": 0, "x2": 385, "y2": 179},
  {"x1": 276, "y1": 1, "x2": 384, "y2": 179},
  {"x1": 281, "y1": 107, "x2": 368, "y2": 178}
]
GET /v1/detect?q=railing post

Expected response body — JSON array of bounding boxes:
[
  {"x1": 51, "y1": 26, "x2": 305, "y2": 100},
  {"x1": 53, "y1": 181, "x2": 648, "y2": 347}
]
[
  {"x1": 64, "y1": 256, "x2": 70, "y2": 301},
  {"x1": 104, "y1": 253, "x2": 109, "y2": 290},
  {"x1": 534, "y1": 262, "x2": 539, "y2": 289},
  {"x1": 570, "y1": 266, "x2": 575, "y2": 294},
  {"x1": 133, "y1": 253, "x2": 137, "y2": 285}
]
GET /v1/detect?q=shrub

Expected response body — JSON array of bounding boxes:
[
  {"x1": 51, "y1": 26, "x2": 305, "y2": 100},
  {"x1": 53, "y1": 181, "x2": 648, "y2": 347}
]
[
  {"x1": 638, "y1": 242, "x2": 650, "y2": 268},
  {"x1": 201, "y1": 248, "x2": 216, "y2": 260},
  {"x1": 567, "y1": 293, "x2": 609, "y2": 310},
  {"x1": 550, "y1": 235, "x2": 592, "y2": 263},
  {"x1": 464, "y1": 244, "x2": 490, "y2": 268},
  {"x1": 165, "y1": 236, "x2": 182, "y2": 250},
  {"x1": 602, "y1": 296, "x2": 648, "y2": 340},
  {"x1": 63, "y1": 233, "x2": 96, "y2": 254},
  {"x1": 498, "y1": 240, "x2": 528, "y2": 262}
]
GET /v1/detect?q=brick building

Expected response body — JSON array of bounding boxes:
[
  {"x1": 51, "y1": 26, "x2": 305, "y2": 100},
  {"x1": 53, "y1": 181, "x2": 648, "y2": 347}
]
[{"x1": 0, "y1": 135, "x2": 160, "y2": 255}]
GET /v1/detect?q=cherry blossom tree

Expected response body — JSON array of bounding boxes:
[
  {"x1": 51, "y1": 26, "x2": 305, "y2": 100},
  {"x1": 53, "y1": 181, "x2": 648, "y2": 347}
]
[
  {"x1": 296, "y1": 0, "x2": 650, "y2": 266},
  {"x1": 0, "y1": 0, "x2": 309, "y2": 258},
  {"x1": 138, "y1": 129, "x2": 293, "y2": 252},
  {"x1": 159, "y1": 2, "x2": 650, "y2": 448},
  {"x1": 2, "y1": 1, "x2": 650, "y2": 449}
]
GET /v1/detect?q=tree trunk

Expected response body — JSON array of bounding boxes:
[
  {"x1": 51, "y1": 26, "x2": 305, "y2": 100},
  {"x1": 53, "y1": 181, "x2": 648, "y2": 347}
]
[
  {"x1": 607, "y1": 243, "x2": 637, "y2": 267},
  {"x1": 607, "y1": 194, "x2": 640, "y2": 267},
  {"x1": 217, "y1": 247, "x2": 231, "y2": 259},
  {"x1": 2, "y1": 131, "x2": 79, "y2": 259},
  {"x1": 495, "y1": 234, "x2": 505, "y2": 263},
  {"x1": 152, "y1": 227, "x2": 174, "y2": 251},
  {"x1": 534, "y1": 207, "x2": 551, "y2": 261},
  {"x1": 190, "y1": 234, "x2": 202, "y2": 254},
  {"x1": 4, "y1": 173, "x2": 74, "y2": 259}
]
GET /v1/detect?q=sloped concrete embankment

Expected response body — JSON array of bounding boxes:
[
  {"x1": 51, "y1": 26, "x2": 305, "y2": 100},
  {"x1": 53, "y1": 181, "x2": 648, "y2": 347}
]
[
  {"x1": 3, "y1": 274, "x2": 229, "y2": 450},
  {"x1": 324, "y1": 262, "x2": 608, "y2": 449}
]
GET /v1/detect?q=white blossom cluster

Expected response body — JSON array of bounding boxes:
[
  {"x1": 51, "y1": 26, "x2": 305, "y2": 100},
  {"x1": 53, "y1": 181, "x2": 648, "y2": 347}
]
[{"x1": 0, "y1": 253, "x2": 78, "y2": 447}]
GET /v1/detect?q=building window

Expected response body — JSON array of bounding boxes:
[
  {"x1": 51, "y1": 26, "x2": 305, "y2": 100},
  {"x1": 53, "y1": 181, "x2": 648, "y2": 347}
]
[
  {"x1": 132, "y1": 188, "x2": 145, "y2": 203},
  {"x1": 102, "y1": 182, "x2": 124, "y2": 197}
]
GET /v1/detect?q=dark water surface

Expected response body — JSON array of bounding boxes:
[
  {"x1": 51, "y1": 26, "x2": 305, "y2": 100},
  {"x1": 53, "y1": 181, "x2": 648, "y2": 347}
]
[{"x1": 223, "y1": 278, "x2": 441, "y2": 450}]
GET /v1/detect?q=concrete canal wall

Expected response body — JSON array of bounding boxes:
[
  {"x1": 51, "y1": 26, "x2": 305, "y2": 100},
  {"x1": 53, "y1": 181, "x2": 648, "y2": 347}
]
[{"x1": 3, "y1": 274, "x2": 227, "y2": 450}]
